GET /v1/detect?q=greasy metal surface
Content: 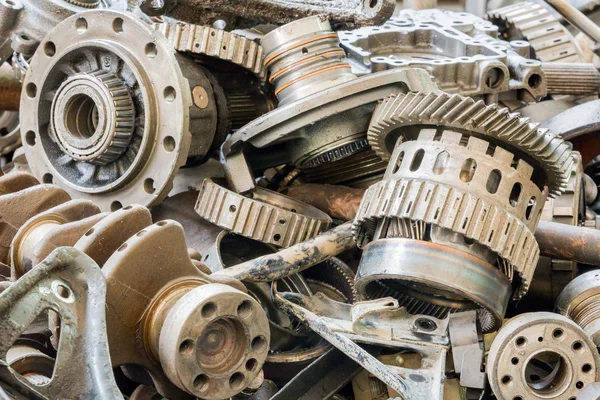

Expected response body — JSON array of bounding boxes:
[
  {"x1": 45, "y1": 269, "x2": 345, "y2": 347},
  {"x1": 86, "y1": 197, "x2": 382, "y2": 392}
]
[
  {"x1": 215, "y1": 221, "x2": 355, "y2": 282},
  {"x1": 355, "y1": 239, "x2": 511, "y2": 332},
  {"x1": 535, "y1": 221, "x2": 600, "y2": 265},
  {"x1": 0, "y1": 247, "x2": 122, "y2": 399},
  {"x1": 141, "y1": 0, "x2": 395, "y2": 28},
  {"x1": 286, "y1": 184, "x2": 365, "y2": 221},
  {"x1": 0, "y1": 62, "x2": 21, "y2": 111}
]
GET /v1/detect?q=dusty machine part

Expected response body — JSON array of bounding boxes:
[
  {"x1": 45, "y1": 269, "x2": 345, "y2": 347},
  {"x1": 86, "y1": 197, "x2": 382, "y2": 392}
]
[
  {"x1": 195, "y1": 179, "x2": 332, "y2": 247},
  {"x1": 101, "y1": 219, "x2": 269, "y2": 399},
  {"x1": 5, "y1": 343, "x2": 55, "y2": 387},
  {"x1": 20, "y1": 10, "x2": 223, "y2": 211},
  {"x1": 0, "y1": 184, "x2": 70, "y2": 264},
  {"x1": 0, "y1": 110, "x2": 20, "y2": 155},
  {"x1": 0, "y1": 247, "x2": 123, "y2": 400},
  {"x1": 155, "y1": 23, "x2": 265, "y2": 81},
  {"x1": 525, "y1": 154, "x2": 584, "y2": 309},
  {"x1": 140, "y1": 0, "x2": 395, "y2": 29},
  {"x1": 487, "y1": 312, "x2": 600, "y2": 400},
  {"x1": 222, "y1": 16, "x2": 438, "y2": 193},
  {"x1": 367, "y1": 91, "x2": 573, "y2": 197},
  {"x1": 354, "y1": 127, "x2": 559, "y2": 330},
  {"x1": 215, "y1": 221, "x2": 355, "y2": 282},
  {"x1": 542, "y1": 98, "x2": 600, "y2": 141},
  {"x1": 285, "y1": 184, "x2": 365, "y2": 221},
  {"x1": 0, "y1": 0, "x2": 127, "y2": 65},
  {"x1": 556, "y1": 270, "x2": 600, "y2": 346},
  {"x1": 486, "y1": 1, "x2": 584, "y2": 63},
  {"x1": 541, "y1": 61, "x2": 600, "y2": 95},
  {"x1": 340, "y1": 8, "x2": 547, "y2": 101},
  {"x1": 448, "y1": 311, "x2": 485, "y2": 389},
  {"x1": 301, "y1": 149, "x2": 388, "y2": 189},
  {"x1": 274, "y1": 291, "x2": 449, "y2": 400},
  {"x1": 0, "y1": 62, "x2": 21, "y2": 111},
  {"x1": 9, "y1": 199, "x2": 101, "y2": 278},
  {"x1": 545, "y1": 0, "x2": 600, "y2": 46}
]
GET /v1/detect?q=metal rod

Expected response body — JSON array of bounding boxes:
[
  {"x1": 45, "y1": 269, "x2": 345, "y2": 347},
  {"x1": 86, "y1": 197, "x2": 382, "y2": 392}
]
[
  {"x1": 536, "y1": 221, "x2": 600, "y2": 266},
  {"x1": 214, "y1": 222, "x2": 356, "y2": 281},
  {"x1": 544, "y1": 0, "x2": 600, "y2": 43}
]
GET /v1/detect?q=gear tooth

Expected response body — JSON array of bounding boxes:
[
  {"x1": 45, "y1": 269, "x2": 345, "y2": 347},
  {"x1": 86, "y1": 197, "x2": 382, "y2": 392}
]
[{"x1": 366, "y1": 91, "x2": 573, "y2": 196}]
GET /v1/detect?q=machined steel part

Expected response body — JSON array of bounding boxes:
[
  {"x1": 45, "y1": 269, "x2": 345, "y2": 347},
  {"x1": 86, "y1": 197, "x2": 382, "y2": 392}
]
[
  {"x1": 487, "y1": 312, "x2": 600, "y2": 400},
  {"x1": 0, "y1": 110, "x2": 20, "y2": 155},
  {"x1": 222, "y1": 63, "x2": 437, "y2": 193},
  {"x1": 0, "y1": 247, "x2": 123, "y2": 400},
  {"x1": 155, "y1": 22, "x2": 265, "y2": 81},
  {"x1": 101, "y1": 219, "x2": 269, "y2": 399},
  {"x1": 195, "y1": 179, "x2": 332, "y2": 247},
  {"x1": 556, "y1": 270, "x2": 600, "y2": 346},
  {"x1": 356, "y1": 129, "x2": 545, "y2": 299},
  {"x1": 139, "y1": 0, "x2": 395, "y2": 29},
  {"x1": 525, "y1": 153, "x2": 584, "y2": 309},
  {"x1": 367, "y1": 91, "x2": 574, "y2": 197},
  {"x1": 486, "y1": 1, "x2": 584, "y2": 63},
  {"x1": 0, "y1": 0, "x2": 126, "y2": 65},
  {"x1": 273, "y1": 291, "x2": 449, "y2": 400},
  {"x1": 340, "y1": 8, "x2": 547, "y2": 100},
  {"x1": 20, "y1": 10, "x2": 220, "y2": 211},
  {"x1": 541, "y1": 61, "x2": 600, "y2": 96}
]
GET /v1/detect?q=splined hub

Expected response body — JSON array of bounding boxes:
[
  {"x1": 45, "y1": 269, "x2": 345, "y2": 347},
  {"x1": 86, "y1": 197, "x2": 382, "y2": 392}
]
[{"x1": 51, "y1": 69, "x2": 134, "y2": 165}]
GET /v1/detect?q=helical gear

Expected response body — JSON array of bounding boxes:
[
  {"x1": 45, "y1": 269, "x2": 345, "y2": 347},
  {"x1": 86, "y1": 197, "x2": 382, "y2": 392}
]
[{"x1": 367, "y1": 91, "x2": 574, "y2": 197}]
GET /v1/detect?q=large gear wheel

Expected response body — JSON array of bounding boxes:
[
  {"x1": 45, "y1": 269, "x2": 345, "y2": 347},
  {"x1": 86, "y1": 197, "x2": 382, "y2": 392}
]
[{"x1": 367, "y1": 91, "x2": 573, "y2": 197}]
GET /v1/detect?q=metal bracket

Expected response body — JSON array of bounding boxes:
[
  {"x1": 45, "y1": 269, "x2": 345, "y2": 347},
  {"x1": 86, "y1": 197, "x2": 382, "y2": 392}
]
[
  {"x1": 0, "y1": 247, "x2": 122, "y2": 400},
  {"x1": 448, "y1": 311, "x2": 486, "y2": 389},
  {"x1": 273, "y1": 289, "x2": 448, "y2": 400}
]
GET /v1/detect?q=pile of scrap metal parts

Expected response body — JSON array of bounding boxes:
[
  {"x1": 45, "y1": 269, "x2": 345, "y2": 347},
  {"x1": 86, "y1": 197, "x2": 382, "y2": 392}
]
[{"x1": 8, "y1": 0, "x2": 600, "y2": 398}]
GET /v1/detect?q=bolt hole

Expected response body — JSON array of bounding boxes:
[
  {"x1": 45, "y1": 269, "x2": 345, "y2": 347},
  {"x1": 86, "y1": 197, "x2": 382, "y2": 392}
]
[
  {"x1": 502, "y1": 375, "x2": 512, "y2": 385},
  {"x1": 201, "y1": 302, "x2": 217, "y2": 319},
  {"x1": 273, "y1": 233, "x2": 281, "y2": 242},
  {"x1": 229, "y1": 372, "x2": 245, "y2": 390},
  {"x1": 279, "y1": 219, "x2": 286, "y2": 225},
  {"x1": 25, "y1": 82, "x2": 37, "y2": 98},
  {"x1": 44, "y1": 42, "x2": 56, "y2": 57},
  {"x1": 301, "y1": 47, "x2": 308, "y2": 54},
  {"x1": 415, "y1": 317, "x2": 437, "y2": 331},
  {"x1": 573, "y1": 341, "x2": 584, "y2": 351},
  {"x1": 42, "y1": 173, "x2": 53, "y2": 184},
  {"x1": 229, "y1": 205, "x2": 237, "y2": 212},
  {"x1": 76, "y1": 18, "x2": 88, "y2": 34},
  {"x1": 25, "y1": 130, "x2": 36, "y2": 146},
  {"x1": 56, "y1": 284, "x2": 71, "y2": 299},
  {"x1": 583, "y1": 364, "x2": 593, "y2": 373},
  {"x1": 113, "y1": 17, "x2": 124, "y2": 33},
  {"x1": 237, "y1": 300, "x2": 253, "y2": 318},
  {"x1": 163, "y1": 86, "x2": 176, "y2": 102},
  {"x1": 145, "y1": 42, "x2": 158, "y2": 59},
  {"x1": 110, "y1": 201, "x2": 123, "y2": 211},
  {"x1": 553, "y1": 328, "x2": 564, "y2": 340},
  {"x1": 577, "y1": 381, "x2": 584, "y2": 389},
  {"x1": 516, "y1": 337, "x2": 527, "y2": 347},
  {"x1": 179, "y1": 339, "x2": 195, "y2": 356},
  {"x1": 528, "y1": 73, "x2": 542, "y2": 89},
  {"x1": 251, "y1": 335, "x2": 267, "y2": 353},
  {"x1": 193, "y1": 374, "x2": 209, "y2": 392},
  {"x1": 163, "y1": 136, "x2": 175, "y2": 152},
  {"x1": 144, "y1": 178, "x2": 155, "y2": 194},
  {"x1": 511, "y1": 357, "x2": 519, "y2": 365},
  {"x1": 246, "y1": 358, "x2": 258, "y2": 372}
]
